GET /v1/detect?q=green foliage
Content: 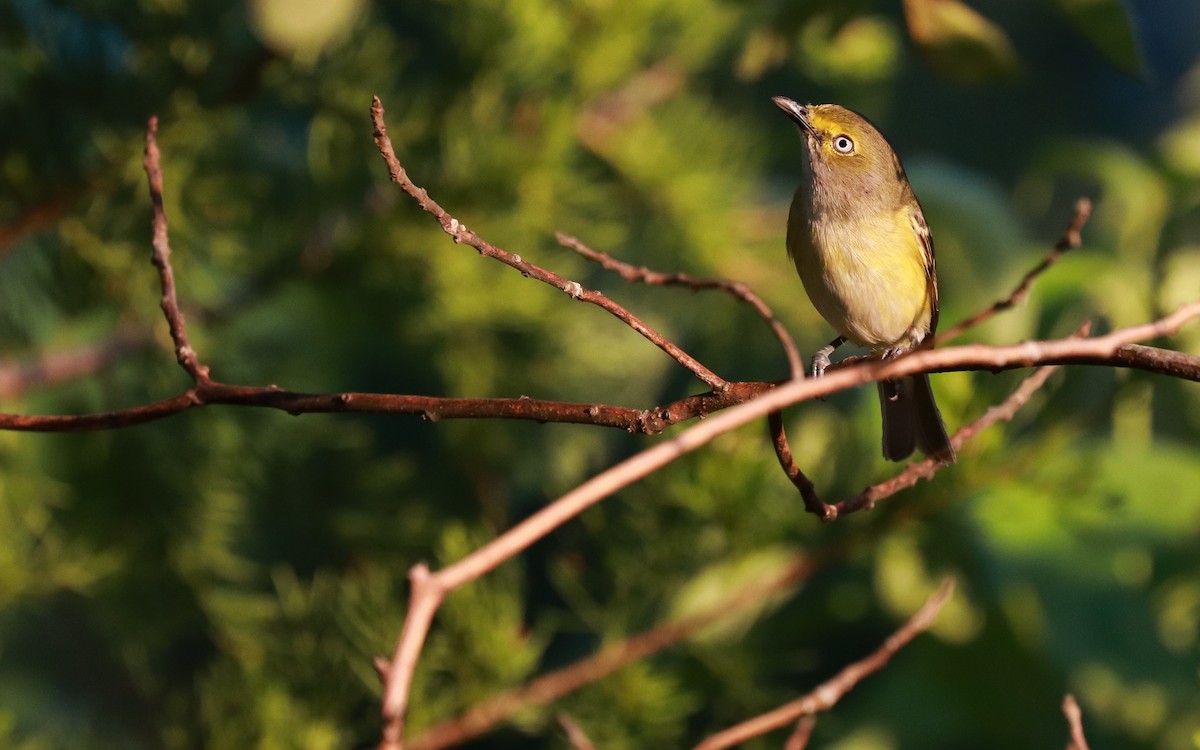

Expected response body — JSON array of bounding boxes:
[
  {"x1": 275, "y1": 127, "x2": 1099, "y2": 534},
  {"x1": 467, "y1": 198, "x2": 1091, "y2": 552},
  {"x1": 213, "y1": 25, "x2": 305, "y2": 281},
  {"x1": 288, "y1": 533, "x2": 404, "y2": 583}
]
[
  {"x1": 1057, "y1": 0, "x2": 1144, "y2": 76},
  {"x1": 2, "y1": 1, "x2": 1199, "y2": 748}
]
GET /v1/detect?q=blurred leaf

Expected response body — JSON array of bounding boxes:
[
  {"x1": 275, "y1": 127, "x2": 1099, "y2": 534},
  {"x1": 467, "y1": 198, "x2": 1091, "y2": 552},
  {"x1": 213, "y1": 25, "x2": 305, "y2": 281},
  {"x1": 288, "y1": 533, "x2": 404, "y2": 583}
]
[
  {"x1": 795, "y1": 14, "x2": 903, "y2": 85},
  {"x1": 1057, "y1": 0, "x2": 1143, "y2": 76},
  {"x1": 1158, "y1": 115, "x2": 1200, "y2": 177},
  {"x1": 668, "y1": 546, "x2": 800, "y2": 642},
  {"x1": 902, "y1": 0, "x2": 1021, "y2": 84},
  {"x1": 249, "y1": 0, "x2": 365, "y2": 62}
]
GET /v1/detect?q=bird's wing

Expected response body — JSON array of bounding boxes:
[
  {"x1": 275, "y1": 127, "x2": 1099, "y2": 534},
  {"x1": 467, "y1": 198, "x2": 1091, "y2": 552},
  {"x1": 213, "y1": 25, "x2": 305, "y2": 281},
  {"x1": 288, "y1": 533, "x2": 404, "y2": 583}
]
[{"x1": 908, "y1": 205, "x2": 940, "y2": 337}]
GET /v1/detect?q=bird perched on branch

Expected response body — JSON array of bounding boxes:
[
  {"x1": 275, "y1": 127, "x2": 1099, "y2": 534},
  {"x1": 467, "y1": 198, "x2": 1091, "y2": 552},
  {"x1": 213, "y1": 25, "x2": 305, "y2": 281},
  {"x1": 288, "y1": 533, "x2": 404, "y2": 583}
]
[{"x1": 773, "y1": 96, "x2": 955, "y2": 464}]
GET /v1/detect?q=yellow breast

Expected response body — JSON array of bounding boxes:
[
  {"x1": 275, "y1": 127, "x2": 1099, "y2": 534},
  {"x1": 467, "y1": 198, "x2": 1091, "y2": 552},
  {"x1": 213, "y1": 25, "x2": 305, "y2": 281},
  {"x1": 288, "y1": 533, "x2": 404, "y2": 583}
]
[{"x1": 787, "y1": 203, "x2": 932, "y2": 350}]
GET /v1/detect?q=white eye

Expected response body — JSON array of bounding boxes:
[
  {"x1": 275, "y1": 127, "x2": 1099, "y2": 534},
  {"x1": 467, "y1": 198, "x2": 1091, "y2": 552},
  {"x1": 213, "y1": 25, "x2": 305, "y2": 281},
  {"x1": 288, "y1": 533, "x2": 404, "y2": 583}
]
[{"x1": 832, "y1": 135, "x2": 855, "y2": 154}]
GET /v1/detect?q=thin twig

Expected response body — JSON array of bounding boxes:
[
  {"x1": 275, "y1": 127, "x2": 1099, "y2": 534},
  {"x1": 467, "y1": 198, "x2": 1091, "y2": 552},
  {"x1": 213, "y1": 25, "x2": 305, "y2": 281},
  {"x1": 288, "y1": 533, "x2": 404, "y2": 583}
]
[
  {"x1": 692, "y1": 578, "x2": 955, "y2": 750},
  {"x1": 143, "y1": 117, "x2": 209, "y2": 383},
  {"x1": 369, "y1": 97, "x2": 726, "y2": 391},
  {"x1": 556, "y1": 231, "x2": 804, "y2": 379},
  {"x1": 825, "y1": 320, "x2": 1091, "y2": 519},
  {"x1": 1063, "y1": 694, "x2": 1091, "y2": 750},
  {"x1": 768, "y1": 411, "x2": 828, "y2": 518},
  {"x1": 831, "y1": 362, "x2": 1060, "y2": 518},
  {"x1": 380, "y1": 565, "x2": 444, "y2": 750},
  {"x1": 556, "y1": 712, "x2": 597, "y2": 750},
  {"x1": 784, "y1": 715, "x2": 818, "y2": 750},
  {"x1": 937, "y1": 197, "x2": 1092, "y2": 343},
  {"x1": 555, "y1": 231, "x2": 820, "y2": 516}
]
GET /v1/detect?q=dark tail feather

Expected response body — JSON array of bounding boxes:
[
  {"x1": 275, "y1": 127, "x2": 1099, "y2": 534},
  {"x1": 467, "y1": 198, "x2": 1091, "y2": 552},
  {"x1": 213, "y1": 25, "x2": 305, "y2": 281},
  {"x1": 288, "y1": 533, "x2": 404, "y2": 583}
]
[{"x1": 878, "y1": 374, "x2": 956, "y2": 464}]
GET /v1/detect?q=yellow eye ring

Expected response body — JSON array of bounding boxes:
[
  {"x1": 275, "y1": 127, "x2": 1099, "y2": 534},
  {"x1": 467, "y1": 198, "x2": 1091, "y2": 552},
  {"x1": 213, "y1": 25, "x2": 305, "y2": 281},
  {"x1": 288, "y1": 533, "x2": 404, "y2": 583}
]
[{"x1": 832, "y1": 135, "x2": 855, "y2": 154}]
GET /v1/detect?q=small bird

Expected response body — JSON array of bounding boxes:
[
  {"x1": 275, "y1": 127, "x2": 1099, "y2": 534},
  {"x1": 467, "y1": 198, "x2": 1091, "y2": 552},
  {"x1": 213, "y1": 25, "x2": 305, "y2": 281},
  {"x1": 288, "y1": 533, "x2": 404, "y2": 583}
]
[{"x1": 773, "y1": 96, "x2": 955, "y2": 464}]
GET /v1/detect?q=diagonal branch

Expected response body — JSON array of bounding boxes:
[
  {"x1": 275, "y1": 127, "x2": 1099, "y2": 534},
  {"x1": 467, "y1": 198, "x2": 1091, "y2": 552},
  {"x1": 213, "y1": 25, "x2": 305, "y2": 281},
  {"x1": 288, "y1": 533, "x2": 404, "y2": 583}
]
[
  {"x1": 407, "y1": 553, "x2": 817, "y2": 750},
  {"x1": 784, "y1": 715, "x2": 817, "y2": 750},
  {"x1": 556, "y1": 231, "x2": 804, "y2": 379},
  {"x1": 556, "y1": 712, "x2": 597, "y2": 750},
  {"x1": 403, "y1": 361, "x2": 1066, "y2": 749},
  {"x1": 369, "y1": 97, "x2": 726, "y2": 391},
  {"x1": 375, "y1": 300, "x2": 1200, "y2": 748},
  {"x1": 692, "y1": 578, "x2": 955, "y2": 750},
  {"x1": 938, "y1": 197, "x2": 1092, "y2": 343},
  {"x1": 768, "y1": 411, "x2": 826, "y2": 518},
  {"x1": 831, "y1": 362, "x2": 1060, "y2": 518},
  {"x1": 555, "y1": 230, "x2": 817, "y2": 513},
  {"x1": 143, "y1": 117, "x2": 210, "y2": 384}
]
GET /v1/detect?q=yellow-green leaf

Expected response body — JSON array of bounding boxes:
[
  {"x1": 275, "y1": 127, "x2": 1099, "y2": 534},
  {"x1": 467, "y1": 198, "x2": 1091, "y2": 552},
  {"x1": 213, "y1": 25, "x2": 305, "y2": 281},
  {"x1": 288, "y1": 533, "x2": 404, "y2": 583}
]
[
  {"x1": 1058, "y1": 0, "x2": 1143, "y2": 75},
  {"x1": 902, "y1": 0, "x2": 1021, "y2": 84}
]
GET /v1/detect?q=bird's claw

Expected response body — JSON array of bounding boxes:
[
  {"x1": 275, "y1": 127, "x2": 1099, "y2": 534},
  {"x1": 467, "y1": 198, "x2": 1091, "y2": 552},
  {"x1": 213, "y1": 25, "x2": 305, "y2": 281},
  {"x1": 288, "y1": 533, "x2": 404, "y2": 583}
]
[{"x1": 810, "y1": 350, "x2": 832, "y2": 379}]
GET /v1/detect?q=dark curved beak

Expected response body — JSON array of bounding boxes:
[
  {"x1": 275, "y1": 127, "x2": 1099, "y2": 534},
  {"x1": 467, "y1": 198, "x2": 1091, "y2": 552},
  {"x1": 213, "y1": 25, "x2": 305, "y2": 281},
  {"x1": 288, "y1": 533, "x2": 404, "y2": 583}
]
[{"x1": 772, "y1": 96, "x2": 814, "y2": 138}]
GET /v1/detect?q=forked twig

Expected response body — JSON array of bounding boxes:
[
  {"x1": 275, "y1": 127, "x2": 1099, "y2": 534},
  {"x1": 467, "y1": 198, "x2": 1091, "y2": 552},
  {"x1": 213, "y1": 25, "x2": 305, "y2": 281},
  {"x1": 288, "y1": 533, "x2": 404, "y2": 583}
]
[
  {"x1": 370, "y1": 97, "x2": 726, "y2": 391},
  {"x1": 556, "y1": 231, "x2": 804, "y2": 379},
  {"x1": 556, "y1": 230, "x2": 817, "y2": 512}
]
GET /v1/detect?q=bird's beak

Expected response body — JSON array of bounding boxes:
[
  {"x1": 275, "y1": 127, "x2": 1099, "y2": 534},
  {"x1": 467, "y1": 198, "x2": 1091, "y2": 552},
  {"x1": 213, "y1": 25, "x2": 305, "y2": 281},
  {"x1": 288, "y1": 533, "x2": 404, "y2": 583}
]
[{"x1": 772, "y1": 96, "x2": 815, "y2": 139}]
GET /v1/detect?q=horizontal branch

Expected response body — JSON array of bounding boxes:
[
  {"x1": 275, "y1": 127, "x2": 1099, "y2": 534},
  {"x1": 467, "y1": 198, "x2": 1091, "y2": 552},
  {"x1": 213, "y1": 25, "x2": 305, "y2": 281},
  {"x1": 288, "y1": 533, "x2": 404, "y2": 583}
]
[
  {"x1": 3, "y1": 336, "x2": 1195, "y2": 433},
  {"x1": 0, "y1": 380, "x2": 774, "y2": 433}
]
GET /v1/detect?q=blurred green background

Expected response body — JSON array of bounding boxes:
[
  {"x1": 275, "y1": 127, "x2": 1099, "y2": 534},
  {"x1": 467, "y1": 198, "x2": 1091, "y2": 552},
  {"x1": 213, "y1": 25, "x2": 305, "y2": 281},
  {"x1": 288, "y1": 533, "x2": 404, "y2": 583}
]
[{"x1": 2, "y1": 0, "x2": 1200, "y2": 748}]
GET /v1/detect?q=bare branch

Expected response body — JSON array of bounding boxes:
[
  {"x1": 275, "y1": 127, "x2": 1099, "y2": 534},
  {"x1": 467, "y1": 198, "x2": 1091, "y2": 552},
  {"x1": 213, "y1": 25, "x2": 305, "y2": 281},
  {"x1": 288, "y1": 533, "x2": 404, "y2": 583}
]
[
  {"x1": 784, "y1": 715, "x2": 817, "y2": 750},
  {"x1": 143, "y1": 116, "x2": 210, "y2": 384},
  {"x1": 379, "y1": 565, "x2": 445, "y2": 750},
  {"x1": 556, "y1": 230, "x2": 822, "y2": 518},
  {"x1": 692, "y1": 578, "x2": 955, "y2": 750},
  {"x1": 1091, "y1": 342, "x2": 1200, "y2": 381},
  {"x1": 372, "y1": 303, "x2": 1200, "y2": 746},
  {"x1": 408, "y1": 554, "x2": 815, "y2": 750},
  {"x1": 556, "y1": 231, "x2": 804, "y2": 379},
  {"x1": 1063, "y1": 694, "x2": 1091, "y2": 750},
  {"x1": 3, "y1": 305, "x2": 1195, "y2": 437},
  {"x1": 831, "y1": 362, "x2": 1060, "y2": 518},
  {"x1": 556, "y1": 712, "x2": 597, "y2": 750},
  {"x1": 0, "y1": 380, "x2": 774, "y2": 433},
  {"x1": 938, "y1": 197, "x2": 1093, "y2": 343},
  {"x1": 768, "y1": 411, "x2": 827, "y2": 519},
  {"x1": 369, "y1": 97, "x2": 726, "y2": 391}
]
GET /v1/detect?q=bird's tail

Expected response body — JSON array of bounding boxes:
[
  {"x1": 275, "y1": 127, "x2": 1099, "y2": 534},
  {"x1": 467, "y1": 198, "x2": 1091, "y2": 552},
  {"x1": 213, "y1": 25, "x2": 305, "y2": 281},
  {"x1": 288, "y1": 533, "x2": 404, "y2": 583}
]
[{"x1": 878, "y1": 374, "x2": 956, "y2": 464}]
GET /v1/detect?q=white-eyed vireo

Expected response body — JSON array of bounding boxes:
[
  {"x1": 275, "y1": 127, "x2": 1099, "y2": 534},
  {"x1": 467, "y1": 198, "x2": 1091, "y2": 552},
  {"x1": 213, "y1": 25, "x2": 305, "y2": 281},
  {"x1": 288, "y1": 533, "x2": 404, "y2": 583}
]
[{"x1": 773, "y1": 96, "x2": 955, "y2": 464}]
